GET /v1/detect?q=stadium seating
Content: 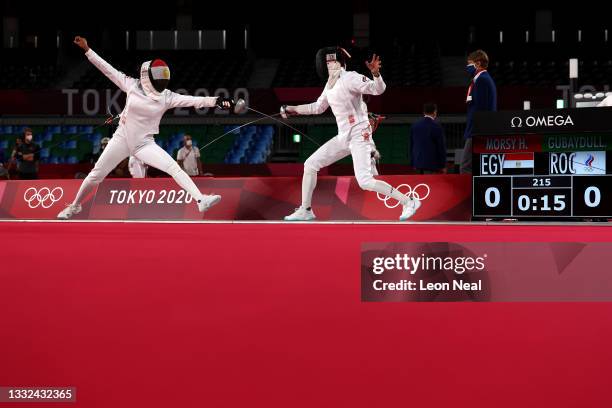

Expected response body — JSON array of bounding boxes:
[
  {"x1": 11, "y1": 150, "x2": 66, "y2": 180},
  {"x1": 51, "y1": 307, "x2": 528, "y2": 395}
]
[
  {"x1": 4, "y1": 28, "x2": 612, "y2": 90},
  {"x1": 0, "y1": 121, "x2": 470, "y2": 167},
  {"x1": 0, "y1": 49, "x2": 63, "y2": 89},
  {"x1": 223, "y1": 125, "x2": 274, "y2": 164}
]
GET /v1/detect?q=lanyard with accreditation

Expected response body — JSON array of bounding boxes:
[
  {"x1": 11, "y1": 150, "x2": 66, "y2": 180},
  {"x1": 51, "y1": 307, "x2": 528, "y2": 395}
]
[{"x1": 466, "y1": 69, "x2": 486, "y2": 103}]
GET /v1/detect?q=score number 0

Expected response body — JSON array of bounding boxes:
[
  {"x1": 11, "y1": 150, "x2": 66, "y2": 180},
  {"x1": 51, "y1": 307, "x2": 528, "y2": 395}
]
[{"x1": 484, "y1": 184, "x2": 601, "y2": 209}]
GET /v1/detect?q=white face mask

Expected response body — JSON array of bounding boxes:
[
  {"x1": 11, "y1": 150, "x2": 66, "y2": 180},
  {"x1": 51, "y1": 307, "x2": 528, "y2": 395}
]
[
  {"x1": 186, "y1": 140, "x2": 192, "y2": 147},
  {"x1": 140, "y1": 61, "x2": 162, "y2": 100},
  {"x1": 326, "y1": 61, "x2": 342, "y2": 88}
]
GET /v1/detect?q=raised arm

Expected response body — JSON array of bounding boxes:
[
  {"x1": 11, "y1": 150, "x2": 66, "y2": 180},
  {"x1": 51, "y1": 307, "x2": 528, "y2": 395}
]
[
  {"x1": 74, "y1": 36, "x2": 136, "y2": 93},
  {"x1": 347, "y1": 54, "x2": 386, "y2": 95}
]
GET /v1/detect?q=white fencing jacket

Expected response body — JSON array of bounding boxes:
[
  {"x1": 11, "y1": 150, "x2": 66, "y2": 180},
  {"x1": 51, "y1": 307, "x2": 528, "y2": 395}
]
[
  {"x1": 85, "y1": 49, "x2": 218, "y2": 139},
  {"x1": 295, "y1": 69, "x2": 386, "y2": 138}
]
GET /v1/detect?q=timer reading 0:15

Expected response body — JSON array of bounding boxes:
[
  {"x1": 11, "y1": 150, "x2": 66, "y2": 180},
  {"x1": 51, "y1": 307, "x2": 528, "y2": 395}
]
[{"x1": 512, "y1": 189, "x2": 572, "y2": 216}]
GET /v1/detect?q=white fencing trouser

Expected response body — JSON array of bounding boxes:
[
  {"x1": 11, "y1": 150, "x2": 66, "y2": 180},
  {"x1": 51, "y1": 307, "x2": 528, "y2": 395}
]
[
  {"x1": 72, "y1": 130, "x2": 202, "y2": 205},
  {"x1": 128, "y1": 156, "x2": 147, "y2": 178},
  {"x1": 300, "y1": 125, "x2": 408, "y2": 209}
]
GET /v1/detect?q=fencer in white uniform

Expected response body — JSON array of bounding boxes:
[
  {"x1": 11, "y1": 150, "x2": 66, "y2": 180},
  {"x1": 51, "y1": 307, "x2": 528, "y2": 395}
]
[
  {"x1": 58, "y1": 36, "x2": 232, "y2": 219},
  {"x1": 128, "y1": 156, "x2": 147, "y2": 178},
  {"x1": 282, "y1": 47, "x2": 420, "y2": 221}
]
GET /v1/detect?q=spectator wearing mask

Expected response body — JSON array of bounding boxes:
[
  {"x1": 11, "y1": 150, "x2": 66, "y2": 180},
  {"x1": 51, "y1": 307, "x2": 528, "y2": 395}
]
[
  {"x1": 176, "y1": 134, "x2": 202, "y2": 176},
  {"x1": 461, "y1": 49, "x2": 497, "y2": 174},
  {"x1": 410, "y1": 103, "x2": 447, "y2": 174},
  {"x1": 16, "y1": 128, "x2": 40, "y2": 180}
]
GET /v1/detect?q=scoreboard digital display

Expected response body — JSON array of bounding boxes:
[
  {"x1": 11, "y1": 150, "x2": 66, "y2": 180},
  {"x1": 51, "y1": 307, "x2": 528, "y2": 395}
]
[{"x1": 472, "y1": 108, "x2": 612, "y2": 220}]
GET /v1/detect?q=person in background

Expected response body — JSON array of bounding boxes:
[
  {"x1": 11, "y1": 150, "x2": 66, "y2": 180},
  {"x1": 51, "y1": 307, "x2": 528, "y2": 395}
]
[
  {"x1": 16, "y1": 128, "x2": 40, "y2": 180},
  {"x1": 461, "y1": 49, "x2": 497, "y2": 174},
  {"x1": 176, "y1": 134, "x2": 202, "y2": 176},
  {"x1": 410, "y1": 103, "x2": 447, "y2": 174}
]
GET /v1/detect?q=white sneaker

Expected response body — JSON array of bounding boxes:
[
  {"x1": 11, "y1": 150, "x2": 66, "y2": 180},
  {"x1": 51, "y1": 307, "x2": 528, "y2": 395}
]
[
  {"x1": 57, "y1": 203, "x2": 82, "y2": 220},
  {"x1": 197, "y1": 194, "x2": 221, "y2": 213},
  {"x1": 284, "y1": 206, "x2": 316, "y2": 221},
  {"x1": 399, "y1": 198, "x2": 421, "y2": 221}
]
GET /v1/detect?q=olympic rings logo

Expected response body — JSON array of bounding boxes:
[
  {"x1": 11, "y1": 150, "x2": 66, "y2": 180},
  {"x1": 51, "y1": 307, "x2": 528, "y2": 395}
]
[
  {"x1": 376, "y1": 183, "x2": 430, "y2": 209},
  {"x1": 23, "y1": 187, "x2": 64, "y2": 209}
]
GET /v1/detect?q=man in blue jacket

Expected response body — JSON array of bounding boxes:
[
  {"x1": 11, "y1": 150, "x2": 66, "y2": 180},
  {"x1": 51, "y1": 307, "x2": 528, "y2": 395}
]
[
  {"x1": 461, "y1": 49, "x2": 497, "y2": 174},
  {"x1": 410, "y1": 103, "x2": 447, "y2": 174}
]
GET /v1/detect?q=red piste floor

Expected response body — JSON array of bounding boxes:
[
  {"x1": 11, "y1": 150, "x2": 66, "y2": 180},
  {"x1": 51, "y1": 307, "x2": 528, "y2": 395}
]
[{"x1": 1, "y1": 221, "x2": 612, "y2": 408}]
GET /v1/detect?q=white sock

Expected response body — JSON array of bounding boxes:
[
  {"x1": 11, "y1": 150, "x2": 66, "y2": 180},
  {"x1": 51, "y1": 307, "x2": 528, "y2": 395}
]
[
  {"x1": 370, "y1": 180, "x2": 409, "y2": 205},
  {"x1": 301, "y1": 169, "x2": 317, "y2": 209}
]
